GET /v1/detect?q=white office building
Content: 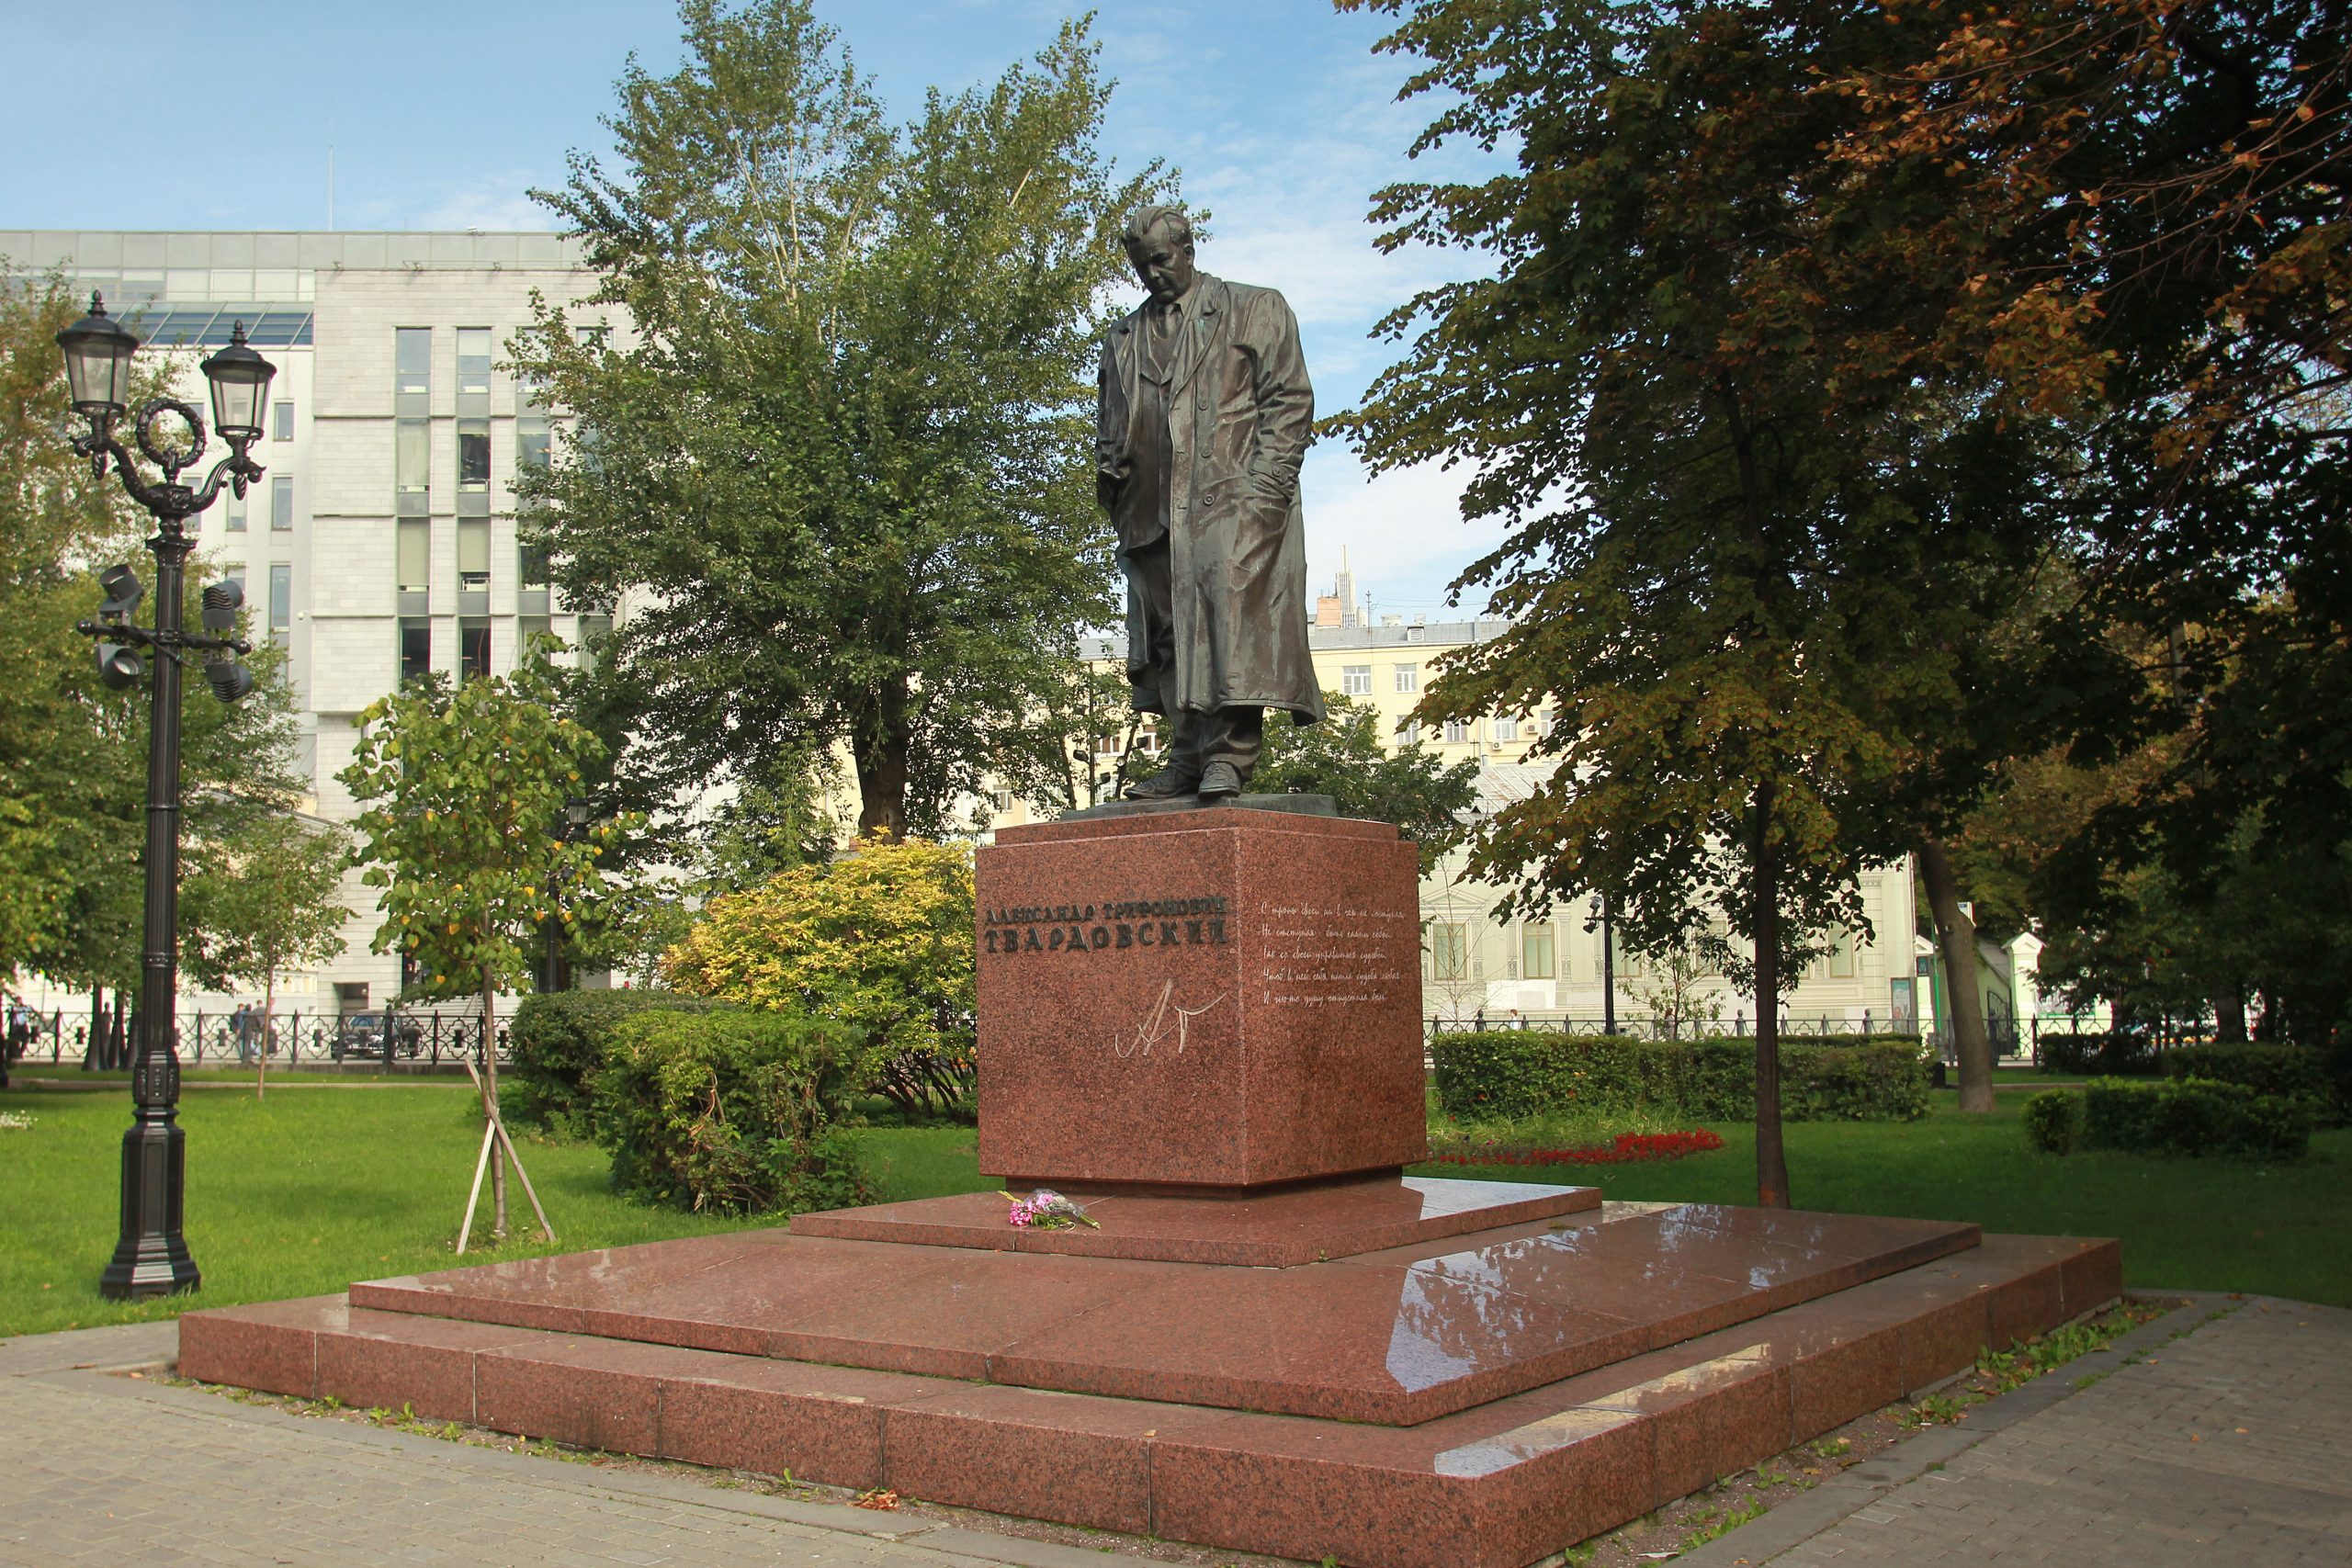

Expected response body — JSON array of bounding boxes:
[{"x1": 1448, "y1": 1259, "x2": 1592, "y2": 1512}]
[{"x1": 4, "y1": 230, "x2": 613, "y2": 1016}]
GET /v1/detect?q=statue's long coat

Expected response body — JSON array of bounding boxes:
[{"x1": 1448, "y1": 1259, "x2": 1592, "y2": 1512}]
[{"x1": 1094, "y1": 274, "x2": 1327, "y2": 725}]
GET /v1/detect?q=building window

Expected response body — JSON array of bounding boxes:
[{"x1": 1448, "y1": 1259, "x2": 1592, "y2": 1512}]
[
  {"x1": 270, "y1": 474, "x2": 294, "y2": 531},
  {"x1": 1537, "y1": 709, "x2": 1557, "y2": 737},
  {"x1": 517, "y1": 615, "x2": 553, "y2": 655},
  {"x1": 1430, "y1": 923, "x2": 1470, "y2": 983},
  {"x1": 457, "y1": 519, "x2": 490, "y2": 592},
  {"x1": 267, "y1": 563, "x2": 291, "y2": 645},
  {"x1": 575, "y1": 323, "x2": 611, "y2": 350},
  {"x1": 1521, "y1": 925, "x2": 1557, "y2": 980},
  {"x1": 575, "y1": 612, "x2": 611, "y2": 674},
  {"x1": 395, "y1": 327, "x2": 430, "y2": 517},
  {"x1": 517, "y1": 374, "x2": 551, "y2": 474},
  {"x1": 1493, "y1": 715, "x2": 1518, "y2": 743},
  {"x1": 1398, "y1": 719, "x2": 1420, "y2": 746},
  {"x1": 223, "y1": 487, "x2": 246, "y2": 532},
  {"x1": 272, "y1": 400, "x2": 294, "y2": 442},
  {"x1": 459, "y1": 617, "x2": 491, "y2": 681},
  {"x1": 397, "y1": 617, "x2": 430, "y2": 684},
  {"x1": 1443, "y1": 717, "x2": 1472, "y2": 744},
  {"x1": 1396, "y1": 663, "x2": 1418, "y2": 694},
  {"x1": 1341, "y1": 664, "x2": 1372, "y2": 696},
  {"x1": 1827, "y1": 929, "x2": 1857, "y2": 979},
  {"x1": 396, "y1": 519, "x2": 430, "y2": 596},
  {"x1": 518, "y1": 542, "x2": 550, "y2": 591},
  {"x1": 457, "y1": 419, "x2": 490, "y2": 491},
  {"x1": 455, "y1": 328, "x2": 492, "y2": 405}
]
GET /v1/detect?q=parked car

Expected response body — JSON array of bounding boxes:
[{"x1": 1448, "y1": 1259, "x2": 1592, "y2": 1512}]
[{"x1": 333, "y1": 1012, "x2": 423, "y2": 1061}]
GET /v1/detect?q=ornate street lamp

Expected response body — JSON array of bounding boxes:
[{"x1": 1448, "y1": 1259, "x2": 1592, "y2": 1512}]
[
  {"x1": 1588, "y1": 893, "x2": 1617, "y2": 1037},
  {"x1": 58, "y1": 296, "x2": 270, "y2": 1300}
]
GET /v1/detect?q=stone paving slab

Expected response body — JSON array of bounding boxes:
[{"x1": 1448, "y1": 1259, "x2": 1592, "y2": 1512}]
[
  {"x1": 0, "y1": 1322, "x2": 1146, "y2": 1568},
  {"x1": 1683, "y1": 1292, "x2": 2352, "y2": 1568}
]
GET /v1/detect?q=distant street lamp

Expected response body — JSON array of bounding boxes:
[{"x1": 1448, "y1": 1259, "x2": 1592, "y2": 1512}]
[
  {"x1": 1588, "y1": 893, "x2": 1618, "y2": 1036},
  {"x1": 59, "y1": 296, "x2": 272, "y2": 1300},
  {"x1": 541, "y1": 795, "x2": 594, "y2": 992}
]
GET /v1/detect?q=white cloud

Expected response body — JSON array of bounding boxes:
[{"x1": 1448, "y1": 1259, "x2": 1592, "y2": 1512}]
[{"x1": 1301, "y1": 450, "x2": 1505, "y2": 622}]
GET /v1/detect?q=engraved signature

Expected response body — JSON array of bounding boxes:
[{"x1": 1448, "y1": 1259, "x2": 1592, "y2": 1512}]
[{"x1": 1112, "y1": 982, "x2": 1227, "y2": 1058}]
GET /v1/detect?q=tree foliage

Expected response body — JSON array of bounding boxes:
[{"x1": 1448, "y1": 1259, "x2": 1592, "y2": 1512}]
[
  {"x1": 1337, "y1": 0, "x2": 2099, "y2": 1195},
  {"x1": 514, "y1": 0, "x2": 1164, "y2": 842},
  {"x1": 339, "y1": 644, "x2": 635, "y2": 1237},
  {"x1": 1252, "y1": 690, "x2": 1478, "y2": 871},
  {"x1": 660, "y1": 834, "x2": 976, "y2": 1118}
]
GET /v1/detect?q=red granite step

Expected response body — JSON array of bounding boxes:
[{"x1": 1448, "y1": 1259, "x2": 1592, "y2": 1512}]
[
  {"x1": 789, "y1": 1173, "x2": 1601, "y2": 1266},
  {"x1": 341, "y1": 1202, "x2": 1981, "y2": 1426},
  {"x1": 179, "y1": 1231, "x2": 2122, "y2": 1568}
]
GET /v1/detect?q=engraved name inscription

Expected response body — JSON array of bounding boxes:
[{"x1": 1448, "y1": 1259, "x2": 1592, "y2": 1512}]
[
  {"x1": 981, "y1": 894, "x2": 1232, "y2": 957},
  {"x1": 1260, "y1": 903, "x2": 1409, "y2": 1008}
]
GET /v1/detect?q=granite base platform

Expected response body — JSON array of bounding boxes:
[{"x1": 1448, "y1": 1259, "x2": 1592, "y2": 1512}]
[
  {"x1": 789, "y1": 1173, "x2": 1600, "y2": 1266},
  {"x1": 179, "y1": 1201, "x2": 2121, "y2": 1568}
]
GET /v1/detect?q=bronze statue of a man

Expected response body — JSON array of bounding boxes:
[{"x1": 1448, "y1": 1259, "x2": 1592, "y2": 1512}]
[{"x1": 1096, "y1": 206, "x2": 1325, "y2": 799}]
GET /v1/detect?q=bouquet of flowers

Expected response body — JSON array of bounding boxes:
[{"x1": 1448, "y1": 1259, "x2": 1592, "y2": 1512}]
[{"x1": 999, "y1": 1188, "x2": 1100, "y2": 1230}]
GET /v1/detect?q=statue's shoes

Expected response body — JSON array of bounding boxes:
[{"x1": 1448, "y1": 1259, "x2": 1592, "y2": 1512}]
[
  {"x1": 1124, "y1": 764, "x2": 1202, "y2": 800},
  {"x1": 1196, "y1": 761, "x2": 1244, "y2": 797}
]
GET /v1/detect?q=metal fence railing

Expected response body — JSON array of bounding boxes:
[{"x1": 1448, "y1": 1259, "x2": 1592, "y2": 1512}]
[
  {"x1": 1424, "y1": 1012, "x2": 1912, "y2": 1043},
  {"x1": 3, "y1": 1006, "x2": 507, "y2": 1074}
]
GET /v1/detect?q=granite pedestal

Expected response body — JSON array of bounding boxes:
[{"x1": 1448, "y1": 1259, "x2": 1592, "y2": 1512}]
[{"x1": 177, "y1": 805, "x2": 2125, "y2": 1566}]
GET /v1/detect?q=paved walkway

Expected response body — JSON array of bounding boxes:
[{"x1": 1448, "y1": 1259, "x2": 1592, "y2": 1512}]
[
  {"x1": 3, "y1": 1295, "x2": 2346, "y2": 1566},
  {"x1": 1686, "y1": 1293, "x2": 2352, "y2": 1568}
]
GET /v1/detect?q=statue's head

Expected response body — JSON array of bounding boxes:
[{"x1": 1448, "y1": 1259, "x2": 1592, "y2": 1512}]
[{"x1": 1121, "y1": 204, "x2": 1196, "y2": 306}]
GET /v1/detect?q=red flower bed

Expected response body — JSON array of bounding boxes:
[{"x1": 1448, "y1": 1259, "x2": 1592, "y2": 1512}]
[{"x1": 1427, "y1": 1129, "x2": 1725, "y2": 1168}]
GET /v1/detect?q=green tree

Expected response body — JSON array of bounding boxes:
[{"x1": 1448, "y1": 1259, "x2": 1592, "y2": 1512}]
[
  {"x1": 179, "y1": 807, "x2": 351, "y2": 1098},
  {"x1": 1336, "y1": 0, "x2": 2098, "y2": 1198},
  {"x1": 514, "y1": 0, "x2": 1163, "y2": 842},
  {"x1": 339, "y1": 645, "x2": 635, "y2": 1239},
  {"x1": 661, "y1": 835, "x2": 976, "y2": 1119},
  {"x1": 1252, "y1": 691, "x2": 1478, "y2": 872}
]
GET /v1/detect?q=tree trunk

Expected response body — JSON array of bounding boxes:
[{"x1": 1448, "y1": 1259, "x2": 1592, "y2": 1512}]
[
  {"x1": 85, "y1": 989, "x2": 106, "y2": 1071},
  {"x1": 1918, "y1": 835, "x2": 1994, "y2": 1112},
  {"x1": 480, "y1": 969, "x2": 508, "y2": 1239},
  {"x1": 2213, "y1": 989, "x2": 2247, "y2": 1043},
  {"x1": 852, "y1": 680, "x2": 912, "y2": 841},
  {"x1": 1751, "y1": 779, "x2": 1791, "y2": 1210}
]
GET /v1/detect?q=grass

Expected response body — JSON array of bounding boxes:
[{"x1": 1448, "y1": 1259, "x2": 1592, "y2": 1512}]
[
  {"x1": 4, "y1": 1082, "x2": 2345, "y2": 1341},
  {"x1": 1418, "y1": 1094, "x2": 2351, "y2": 1307}
]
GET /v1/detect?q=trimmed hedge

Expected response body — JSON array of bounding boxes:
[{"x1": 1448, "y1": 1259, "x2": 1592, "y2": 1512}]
[
  {"x1": 2078, "y1": 1077, "x2": 2312, "y2": 1160},
  {"x1": 592, "y1": 1009, "x2": 875, "y2": 1215},
  {"x1": 2163, "y1": 1043, "x2": 2341, "y2": 1124},
  {"x1": 1430, "y1": 1032, "x2": 1929, "y2": 1123},
  {"x1": 2022, "y1": 1089, "x2": 2080, "y2": 1154},
  {"x1": 503, "y1": 990, "x2": 734, "y2": 1135},
  {"x1": 2038, "y1": 1031, "x2": 2160, "y2": 1076}
]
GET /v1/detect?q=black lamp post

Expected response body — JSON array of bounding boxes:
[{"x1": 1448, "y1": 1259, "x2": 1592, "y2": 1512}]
[
  {"x1": 59, "y1": 295, "x2": 271, "y2": 1300},
  {"x1": 541, "y1": 795, "x2": 593, "y2": 992},
  {"x1": 1589, "y1": 893, "x2": 1617, "y2": 1036}
]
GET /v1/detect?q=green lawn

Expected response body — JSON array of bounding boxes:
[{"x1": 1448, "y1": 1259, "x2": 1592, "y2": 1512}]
[{"x1": 3, "y1": 1083, "x2": 2343, "y2": 1340}]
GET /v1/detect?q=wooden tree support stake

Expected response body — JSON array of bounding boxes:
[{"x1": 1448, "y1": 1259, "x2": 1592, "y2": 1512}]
[
  {"x1": 456, "y1": 1120, "x2": 496, "y2": 1255},
  {"x1": 465, "y1": 1057, "x2": 556, "y2": 1244}
]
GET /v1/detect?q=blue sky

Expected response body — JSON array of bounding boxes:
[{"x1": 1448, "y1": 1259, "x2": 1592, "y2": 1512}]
[{"x1": 1, "y1": 1, "x2": 1506, "y2": 617}]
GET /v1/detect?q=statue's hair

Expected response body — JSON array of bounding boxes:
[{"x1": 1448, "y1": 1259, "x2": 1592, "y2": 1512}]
[{"x1": 1121, "y1": 205, "x2": 1193, "y2": 254}]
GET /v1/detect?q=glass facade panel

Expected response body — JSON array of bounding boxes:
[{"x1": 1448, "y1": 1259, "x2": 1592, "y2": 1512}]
[
  {"x1": 396, "y1": 519, "x2": 429, "y2": 593},
  {"x1": 459, "y1": 618, "x2": 490, "y2": 681},
  {"x1": 455, "y1": 328, "x2": 492, "y2": 403},
  {"x1": 396, "y1": 418, "x2": 429, "y2": 513},
  {"x1": 457, "y1": 519, "x2": 489, "y2": 589},
  {"x1": 457, "y1": 419, "x2": 490, "y2": 489},
  {"x1": 398, "y1": 617, "x2": 430, "y2": 683}
]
